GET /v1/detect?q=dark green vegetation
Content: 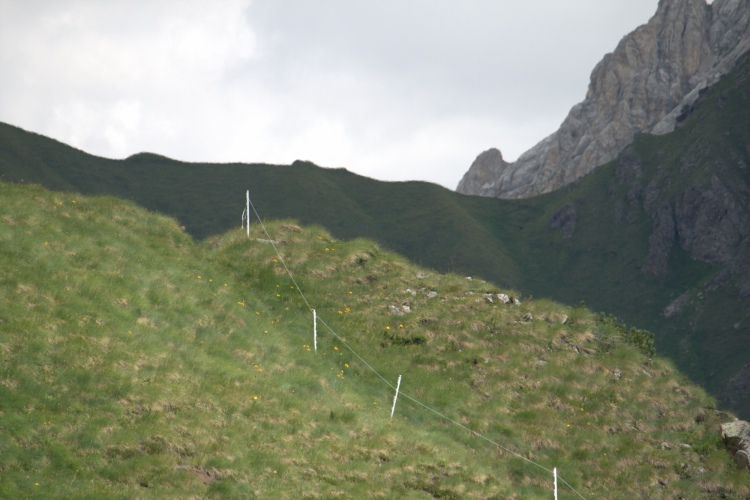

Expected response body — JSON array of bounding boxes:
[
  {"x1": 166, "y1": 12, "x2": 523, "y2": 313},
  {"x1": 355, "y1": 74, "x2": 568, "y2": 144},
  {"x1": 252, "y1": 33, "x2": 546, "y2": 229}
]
[
  {"x1": 1, "y1": 180, "x2": 747, "y2": 497},
  {"x1": 2, "y1": 60, "x2": 750, "y2": 425}
]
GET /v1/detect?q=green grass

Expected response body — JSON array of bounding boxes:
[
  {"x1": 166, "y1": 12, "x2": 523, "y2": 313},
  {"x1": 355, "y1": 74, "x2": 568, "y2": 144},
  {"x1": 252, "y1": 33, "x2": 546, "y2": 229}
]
[{"x1": 0, "y1": 180, "x2": 747, "y2": 498}]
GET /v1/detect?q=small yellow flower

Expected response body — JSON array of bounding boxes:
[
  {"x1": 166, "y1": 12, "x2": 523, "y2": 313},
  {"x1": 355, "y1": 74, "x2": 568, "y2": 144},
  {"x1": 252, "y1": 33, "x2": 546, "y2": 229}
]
[
  {"x1": 253, "y1": 396, "x2": 258, "y2": 400},
  {"x1": 344, "y1": 363, "x2": 349, "y2": 368},
  {"x1": 399, "y1": 324, "x2": 403, "y2": 328},
  {"x1": 349, "y1": 291, "x2": 352, "y2": 294},
  {"x1": 386, "y1": 326, "x2": 390, "y2": 330},
  {"x1": 338, "y1": 310, "x2": 343, "y2": 315},
  {"x1": 197, "y1": 275, "x2": 202, "y2": 279},
  {"x1": 334, "y1": 346, "x2": 339, "y2": 351}
]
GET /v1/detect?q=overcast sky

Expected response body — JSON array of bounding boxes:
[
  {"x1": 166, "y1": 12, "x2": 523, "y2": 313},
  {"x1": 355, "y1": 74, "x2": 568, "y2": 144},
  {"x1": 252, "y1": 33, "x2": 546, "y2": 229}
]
[{"x1": 0, "y1": 0, "x2": 660, "y2": 189}]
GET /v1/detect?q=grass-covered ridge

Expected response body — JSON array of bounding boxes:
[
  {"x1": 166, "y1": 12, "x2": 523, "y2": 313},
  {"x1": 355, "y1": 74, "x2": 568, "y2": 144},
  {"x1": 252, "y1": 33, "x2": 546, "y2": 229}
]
[{"x1": 1, "y1": 180, "x2": 747, "y2": 498}]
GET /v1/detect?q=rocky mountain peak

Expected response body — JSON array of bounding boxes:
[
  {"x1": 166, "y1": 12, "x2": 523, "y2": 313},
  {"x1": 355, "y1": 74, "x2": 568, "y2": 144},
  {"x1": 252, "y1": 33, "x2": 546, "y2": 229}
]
[
  {"x1": 456, "y1": 148, "x2": 509, "y2": 197},
  {"x1": 457, "y1": 0, "x2": 750, "y2": 199}
]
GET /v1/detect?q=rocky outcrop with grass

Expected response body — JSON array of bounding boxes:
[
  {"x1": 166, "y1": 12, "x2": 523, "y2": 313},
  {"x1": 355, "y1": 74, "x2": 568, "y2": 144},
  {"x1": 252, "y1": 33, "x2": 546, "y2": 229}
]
[
  {"x1": 721, "y1": 419, "x2": 750, "y2": 469},
  {"x1": 457, "y1": 0, "x2": 750, "y2": 199}
]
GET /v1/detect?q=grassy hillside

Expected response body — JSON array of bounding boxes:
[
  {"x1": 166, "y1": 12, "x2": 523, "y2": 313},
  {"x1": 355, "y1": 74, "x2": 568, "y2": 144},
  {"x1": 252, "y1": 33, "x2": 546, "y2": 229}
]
[{"x1": 0, "y1": 180, "x2": 747, "y2": 498}]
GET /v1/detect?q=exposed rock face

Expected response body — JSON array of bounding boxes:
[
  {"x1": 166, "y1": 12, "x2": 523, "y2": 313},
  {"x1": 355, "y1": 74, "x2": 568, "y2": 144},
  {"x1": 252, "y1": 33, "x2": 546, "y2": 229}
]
[
  {"x1": 549, "y1": 204, "x2": 577, "y2": 239},
  {"x1": 674, "y1": 176, "x2": 748, "y2": 265},
  {"x1": 612, "y1": 148, "x2": 750, "y2": 279},
  {"x1": 457, "y1": 148, "x2": 509, "y2": 197},
  {"x1": 643, "y1": 202, "x2": 676, "y2": 277},
  {"x1": 457, "y1": 0, "x2": 750, "y2": 199}
]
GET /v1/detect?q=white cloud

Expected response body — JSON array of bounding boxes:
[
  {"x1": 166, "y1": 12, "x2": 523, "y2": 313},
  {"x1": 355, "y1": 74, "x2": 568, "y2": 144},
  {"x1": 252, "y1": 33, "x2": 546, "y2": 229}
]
[{"x1": 0, "y1": 0, "x2": 659, "y2": 189}]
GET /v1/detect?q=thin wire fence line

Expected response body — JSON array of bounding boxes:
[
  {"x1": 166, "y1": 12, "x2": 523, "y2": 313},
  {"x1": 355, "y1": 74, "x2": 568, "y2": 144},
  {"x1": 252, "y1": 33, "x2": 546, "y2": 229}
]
[{"x1": 246, "y1": 197, "x2": 586, "y2": 500}]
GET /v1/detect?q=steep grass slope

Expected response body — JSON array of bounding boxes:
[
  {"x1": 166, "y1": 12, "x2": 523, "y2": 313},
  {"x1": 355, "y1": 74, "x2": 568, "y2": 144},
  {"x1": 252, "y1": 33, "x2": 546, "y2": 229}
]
[{"x1": 0, "y1": 181, "x2": 746, "y2": 498}]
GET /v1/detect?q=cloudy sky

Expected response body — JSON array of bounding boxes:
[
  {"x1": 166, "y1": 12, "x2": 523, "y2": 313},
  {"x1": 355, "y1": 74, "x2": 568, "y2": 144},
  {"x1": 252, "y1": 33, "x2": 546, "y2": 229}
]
[{"x1": 0, "y1": 0, "x2": 660, "y2": 189}]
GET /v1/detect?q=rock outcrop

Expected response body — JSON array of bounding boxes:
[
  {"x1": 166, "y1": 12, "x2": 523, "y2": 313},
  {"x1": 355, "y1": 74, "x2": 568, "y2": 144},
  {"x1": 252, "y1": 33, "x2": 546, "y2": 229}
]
[
  {"x1": 721, "y1": 419, "x2": 750, "y2": 469},
  {"x1": 549, "y1": 204, "x2": 577, "y2": 239},
  {"x1": 457, "y1": 0, "x2": 750, "y2": 199}
]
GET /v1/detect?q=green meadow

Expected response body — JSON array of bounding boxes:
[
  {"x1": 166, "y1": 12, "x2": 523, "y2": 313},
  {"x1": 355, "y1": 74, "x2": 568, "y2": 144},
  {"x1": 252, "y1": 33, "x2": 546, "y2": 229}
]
[{"x1": 0, "y1": 181, "x2": 746, "y2": 498}]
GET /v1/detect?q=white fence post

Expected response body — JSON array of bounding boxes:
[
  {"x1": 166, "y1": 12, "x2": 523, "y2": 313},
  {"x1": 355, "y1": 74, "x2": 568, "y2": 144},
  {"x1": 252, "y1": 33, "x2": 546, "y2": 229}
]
[
  {"x1": 246, "y1": 190, "x2": 251, "y2": 238},
  {"x1": 313, "y1": 309, "x2": 317, "y2": 352},
  {"x1": 390, "y1": 375, "x2": 402, "y2": 418},
  {"x1": 554, "y1": 467, "x2": 558, "y2": 500}
]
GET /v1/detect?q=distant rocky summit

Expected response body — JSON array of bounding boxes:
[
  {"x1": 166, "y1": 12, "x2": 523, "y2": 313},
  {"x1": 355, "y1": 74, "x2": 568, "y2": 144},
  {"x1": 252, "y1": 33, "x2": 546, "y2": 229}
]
[{"x1": 457, "y1": 0, "x2": 750, "y2": 199}]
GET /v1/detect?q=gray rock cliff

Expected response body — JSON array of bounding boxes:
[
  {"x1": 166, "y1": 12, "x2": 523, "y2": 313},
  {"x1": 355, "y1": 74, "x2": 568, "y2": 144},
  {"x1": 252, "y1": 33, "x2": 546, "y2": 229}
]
[{"x1": 457, "y1": 0, "x2": 750, "y2": 199}]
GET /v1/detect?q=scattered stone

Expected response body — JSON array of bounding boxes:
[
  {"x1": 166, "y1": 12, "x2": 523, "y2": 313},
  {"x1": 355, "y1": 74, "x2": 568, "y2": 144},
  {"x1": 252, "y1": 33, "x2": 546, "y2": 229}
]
[
  {"x1": 466, "y1": 276, "x2": 472, "y2": 280},
  {"x1": 388, "y1": 305, "x2": 405, "y2": 316},
  {"x1": 735, "y1": 450, "x2": 750, "y2": 469},
  {"x1": 416, "y1": 273, "x2": 427, "y2": 279},
  {"x1": 679, "y1": 443, "x2": 692, "y2": 450},
  {"x1": 497, "y1": 293, "x2": 510, "y2": 304},
  {"x1": 721, "y1": 419, "x2": 750, "y2": 470},
  {"x1": 404, "y1": 288, "x2": 417, "y2": 296},
  {"x1": 512, "y1": 297, "x2": 521, "y2": 305},
  {"x1": 545, "y1": 313, "x2": 568, "y2": 324},
  {"x1": 426, "y1": 291, "x2": 438, "y2": 299},
  {"x1": 401, "y1": 305, "x2": 411, "y2": 314},
  {"x1": 614, "y1": 369, "x2": 623, "y2": 379},
  {"x1": 660, "y1": 442, "x2": 672, "y2": 450},
  {"x1": 522, "y1": 313, "x2": 533, "y2": 322},
  {"x1": 483, "y1": 294, "x2": 494, "y2": 303}
]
